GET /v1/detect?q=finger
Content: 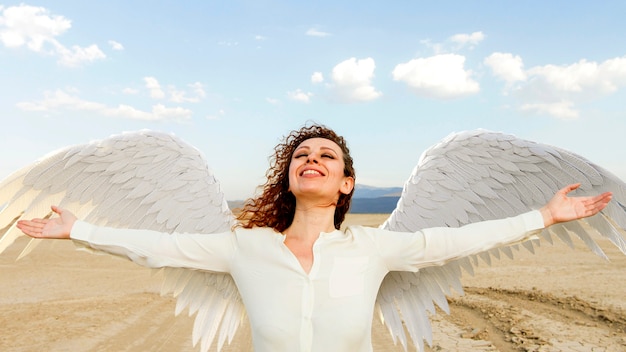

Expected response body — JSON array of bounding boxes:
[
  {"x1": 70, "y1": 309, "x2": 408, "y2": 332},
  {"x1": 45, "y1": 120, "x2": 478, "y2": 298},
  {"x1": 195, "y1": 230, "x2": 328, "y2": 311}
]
[
  {"x1": 17, "y1": 219, "x2": 45, "y2": 230},
  {"x1": 589, "y1": 192, "x2": 612, "y2": 205},
  {"x1": 51, "y1": 205, "x2": 62, "y2": 215},
  {"x1": 16, "y1": 223, "x2": 43, "y2": 236},
  {"x1": 562, "y1": 183, "x2": 581, "y2": 195},
  {"x1": 595, "y1": 192, "x2": 612, "y2": 207},
  {"x1": 587, "y1": 192, "x2": 612, "y2": 212}
]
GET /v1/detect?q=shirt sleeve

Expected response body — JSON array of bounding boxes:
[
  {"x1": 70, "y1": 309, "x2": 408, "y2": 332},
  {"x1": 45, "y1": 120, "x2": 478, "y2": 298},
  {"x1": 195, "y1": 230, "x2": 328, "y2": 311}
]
[
  {"x1": 70, "y1": 220, "x2": 236, "y2": 273},
  {"x1": 371, "y1": 210, "x2": 545, "y2": 272}
]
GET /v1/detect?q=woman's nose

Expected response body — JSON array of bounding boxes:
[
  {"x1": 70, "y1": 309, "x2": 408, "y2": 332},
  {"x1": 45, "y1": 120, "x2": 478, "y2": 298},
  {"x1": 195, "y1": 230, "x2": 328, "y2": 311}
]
[{"x1": 306, "y1": 154, "x2": 319, "y2": 164}]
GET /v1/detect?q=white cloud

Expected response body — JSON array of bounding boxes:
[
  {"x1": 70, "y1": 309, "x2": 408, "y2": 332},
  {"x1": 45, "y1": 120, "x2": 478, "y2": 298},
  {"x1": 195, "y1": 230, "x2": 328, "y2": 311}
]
[
  {"x1": 484, "y1": 52, "x2": 526, "y2": 83},
  {"x1": 103, "y1": 104, "x2": 192, "y2": 121},
  {"x1": 287, "y1": 89, "x2": 313, "y2": 103},
  {"x1": 266, "y1": 97, "x2": 280, "y2": 105},
  {"x1": 103, "y1": 104, "x2": 152, "y2": 120},
  {"x1": 419, "y1": 39, "x2": 444, "y2": 55},
  {"x1": 144, "y1": 77, "x2": 166, "y2": 99},
  {"x1": 489, "y1": 53, "x2": 626, "y2": 118},
  {"x1": 420, "y1": 31, "x2": 484, "y2": 54},
  {"x1": 450, "y1": 31, "x2": 485, "y2": 47},
  {"x1": 108, "y1": 40, "x2": 124, "y2": 50},
  {"x1": 528, "y1": 57, "x2": 626, "y2": 93},
  {"x1": 16, "y1": 89, "x2": 192, "y2": 121},
  {"x1": 170, "y1": 82, "x2": 206, "y2": 103},
  {"x1": 254, "y1": 35, "x2": 267, "y2": 41},
  {"x1": 190, "y1": 82, "x2": 206, "y2": 97},
  {"x1": 56, "y1": 43, "x2": 106, "y2": 67},
  {"x1": 520, "y1": 101, "x2": 578, "y2": 120},
  {"x1": 149, "y1": 104, "x2": 193, "y2": 121},
  {"x1": 306, "y1": 28, "x2": 331, "y2": 37},
  {"x1": 0, "y1": 4, "x2": 105, "y2": 67},
  {"x1": 392, "y1": 54, "x2": 479, "y2": 99},
  {"x1": 311, "y1": 72, "x2": 324, "y2": 84},
  {"x1": 16, "y1": 89, "x2": 104, "y2": 111},
  {"x1": 330, "y1": 57, "x2": 382, "y2": 102},
  {"x1": 218, "y1": 40, "x2": 238, "y2": 46},
  {"x1": 123, "y1": 87, "x2": 139, "y2": 95},
  {"x1": 0, "y1": 4, "x2": 70, "y2": 50},
  {"x1": 170, "y1": 89, "x2": 191, "y2": 103}
]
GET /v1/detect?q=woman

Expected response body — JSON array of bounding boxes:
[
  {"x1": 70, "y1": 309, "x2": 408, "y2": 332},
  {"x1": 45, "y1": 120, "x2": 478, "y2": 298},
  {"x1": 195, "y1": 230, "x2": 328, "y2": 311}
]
[{"x1": 17, "y1": 124, "x2": 612, "y2": 352}]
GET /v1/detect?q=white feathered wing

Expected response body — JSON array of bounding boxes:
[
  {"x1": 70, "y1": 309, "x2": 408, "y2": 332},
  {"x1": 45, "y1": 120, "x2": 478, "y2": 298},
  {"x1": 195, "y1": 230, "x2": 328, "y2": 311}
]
[
  {"x1": 0, "y1": 130, "x2": 243, "y2": 352},
  {"x1": 376, "y1": 129, "x2": 626, "y2": 352}
]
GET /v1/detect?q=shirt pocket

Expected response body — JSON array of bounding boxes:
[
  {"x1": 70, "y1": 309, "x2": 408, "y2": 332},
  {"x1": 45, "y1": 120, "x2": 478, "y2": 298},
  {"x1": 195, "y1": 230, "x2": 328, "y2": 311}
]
[{"x1": 328, "y1": 256, "x2": 369, "y2": 298}]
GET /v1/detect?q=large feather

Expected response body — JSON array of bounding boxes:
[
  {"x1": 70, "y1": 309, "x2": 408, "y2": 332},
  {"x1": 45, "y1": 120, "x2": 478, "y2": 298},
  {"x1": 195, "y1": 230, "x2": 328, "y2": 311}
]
[
  {"x1": 0, "y1": 130, "x2": 243, "y2": 352},
  {"x1": 377, "y1": 129, "x2": 626, "y2": 351}
]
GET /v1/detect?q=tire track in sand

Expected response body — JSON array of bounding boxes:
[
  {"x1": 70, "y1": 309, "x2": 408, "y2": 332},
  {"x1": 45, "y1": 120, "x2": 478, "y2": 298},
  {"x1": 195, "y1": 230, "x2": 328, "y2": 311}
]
[{"x1": 437, "y1": 287, "x2": 626, "y2": 351}]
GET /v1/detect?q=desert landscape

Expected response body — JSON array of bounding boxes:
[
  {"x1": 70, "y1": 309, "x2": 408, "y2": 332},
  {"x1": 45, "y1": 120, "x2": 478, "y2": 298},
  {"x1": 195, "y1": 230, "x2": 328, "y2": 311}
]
[{"x1": 1, "y1": 213, "x2": 625, "y2": 352}]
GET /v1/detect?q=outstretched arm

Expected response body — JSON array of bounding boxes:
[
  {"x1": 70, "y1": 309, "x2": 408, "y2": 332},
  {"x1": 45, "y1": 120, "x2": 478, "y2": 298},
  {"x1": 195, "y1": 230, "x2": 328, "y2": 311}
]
[
  {"x1": 377, "y1": 183, "x2": 613, "y2": 271},
  {"x1": 16, "y1": 205, "x2": 235, "y2": 272},
  {"x1": 539, "y1": 183, "x2": 612, "y2": 227},
  {"x1": 17, "y1": 205, "x2": 76, "y2": 239}
]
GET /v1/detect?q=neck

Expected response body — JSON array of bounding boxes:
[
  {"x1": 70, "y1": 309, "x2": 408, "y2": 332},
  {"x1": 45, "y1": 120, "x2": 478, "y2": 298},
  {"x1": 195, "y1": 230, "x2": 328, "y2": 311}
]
[{"x1": 284, "y1": 201, "x2": 337, "y2": 242}]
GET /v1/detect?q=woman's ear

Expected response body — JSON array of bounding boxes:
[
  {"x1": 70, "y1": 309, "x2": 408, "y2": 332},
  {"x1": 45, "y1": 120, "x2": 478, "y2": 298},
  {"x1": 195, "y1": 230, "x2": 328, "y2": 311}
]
[{"x1": 340, "y1": 176, "x2": 355, "y2": 195}]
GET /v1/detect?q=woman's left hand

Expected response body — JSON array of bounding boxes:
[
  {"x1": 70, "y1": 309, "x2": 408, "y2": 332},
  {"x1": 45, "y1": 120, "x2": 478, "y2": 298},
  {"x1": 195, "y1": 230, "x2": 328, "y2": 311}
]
[{"x1": 540, "y1": 183, "x2": 612, "y2": 227}]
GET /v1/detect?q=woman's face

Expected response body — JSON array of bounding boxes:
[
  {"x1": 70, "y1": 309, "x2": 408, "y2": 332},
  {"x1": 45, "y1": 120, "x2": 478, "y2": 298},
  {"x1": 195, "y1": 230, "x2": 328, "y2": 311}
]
[{"x1": 288, "y1": 138, "x2": 354, "y2": 203}]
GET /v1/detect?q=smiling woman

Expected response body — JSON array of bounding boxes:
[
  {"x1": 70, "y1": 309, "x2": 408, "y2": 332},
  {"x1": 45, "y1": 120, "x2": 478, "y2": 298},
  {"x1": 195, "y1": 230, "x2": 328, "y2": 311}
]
[
  {"x1": 7, "y1": 123, "x2": 621, "y2": 352},
  {"x1": 237, "y1": 124, "x2": 357, "y2": 232}
]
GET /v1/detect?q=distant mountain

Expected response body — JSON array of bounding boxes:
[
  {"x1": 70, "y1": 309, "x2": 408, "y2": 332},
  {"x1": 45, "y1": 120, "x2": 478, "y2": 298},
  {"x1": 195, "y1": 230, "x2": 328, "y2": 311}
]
[
  {"x1": 349, "y1": 197, "x2": 399, "y2": 214},
  {"x1": 350, "y1": 184, "x2": 401, "y2": 213},
  {"x1": 227, "y1": 184, "x2": 402, "y2": 214},
  {"x1": 353, "y1": 184, "x2": 402, "y2": 199}
]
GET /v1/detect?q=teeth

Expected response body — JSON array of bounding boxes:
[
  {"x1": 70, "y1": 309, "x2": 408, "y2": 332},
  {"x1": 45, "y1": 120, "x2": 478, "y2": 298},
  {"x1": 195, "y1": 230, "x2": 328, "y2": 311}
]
[{"x1": 303, "y1": 170, "x2": 320, "y2": 176}]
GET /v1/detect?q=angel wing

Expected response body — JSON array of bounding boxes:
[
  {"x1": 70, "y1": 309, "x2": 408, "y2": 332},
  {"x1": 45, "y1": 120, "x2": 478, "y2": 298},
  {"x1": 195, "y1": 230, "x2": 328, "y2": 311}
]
[
  {"x1": 0, "y1": 130, "x2": 243, "y2": 352},
  {"x1": 375, "y1": 129, "x2": 626, "y2": 352}
]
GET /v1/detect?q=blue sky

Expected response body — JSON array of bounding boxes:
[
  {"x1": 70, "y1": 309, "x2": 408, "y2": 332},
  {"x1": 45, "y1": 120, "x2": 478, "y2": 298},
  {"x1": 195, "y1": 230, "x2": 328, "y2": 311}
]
[{"x1": 1, "y1": 1, "x2": 625, "y2": 200}]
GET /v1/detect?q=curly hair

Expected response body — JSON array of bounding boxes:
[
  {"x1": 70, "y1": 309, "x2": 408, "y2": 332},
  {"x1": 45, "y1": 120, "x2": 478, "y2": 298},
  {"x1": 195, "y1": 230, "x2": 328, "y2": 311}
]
[{"x1": 237, "y1": 123, "x2": 355, "y2": 232}]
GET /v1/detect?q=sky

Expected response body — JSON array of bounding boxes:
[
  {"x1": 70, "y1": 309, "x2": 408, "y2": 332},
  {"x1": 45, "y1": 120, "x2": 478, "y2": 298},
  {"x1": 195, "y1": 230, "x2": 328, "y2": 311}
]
[{"x1": 1, "y1": 1, "x2": 625, "y2": 201}]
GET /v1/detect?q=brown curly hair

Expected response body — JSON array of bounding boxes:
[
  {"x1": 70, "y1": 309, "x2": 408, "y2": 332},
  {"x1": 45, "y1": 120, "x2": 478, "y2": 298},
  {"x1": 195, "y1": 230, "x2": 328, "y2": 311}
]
[{"x1": 237, "y1": 123, "x2": 355, "y2": 232}]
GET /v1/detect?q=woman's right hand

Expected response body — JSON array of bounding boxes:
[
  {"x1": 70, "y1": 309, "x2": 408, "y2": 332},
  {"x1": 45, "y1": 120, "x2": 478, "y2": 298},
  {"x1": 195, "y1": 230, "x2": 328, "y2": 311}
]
[{"x1": 16, "y1": 205, "x2": 76, "y2": 239}]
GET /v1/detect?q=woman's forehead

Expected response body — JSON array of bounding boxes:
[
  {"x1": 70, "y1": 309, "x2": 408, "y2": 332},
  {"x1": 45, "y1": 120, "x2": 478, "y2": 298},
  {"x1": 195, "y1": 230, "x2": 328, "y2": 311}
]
[{"x1": 295, "y1": 137, "x2": 342, "y2": 151}]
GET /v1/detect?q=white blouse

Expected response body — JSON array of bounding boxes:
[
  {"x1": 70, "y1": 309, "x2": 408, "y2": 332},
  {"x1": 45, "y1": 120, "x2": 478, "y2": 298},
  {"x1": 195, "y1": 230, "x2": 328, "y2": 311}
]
[{"x1": 71, "y1": 210, "x2": 544, "y2": 352}]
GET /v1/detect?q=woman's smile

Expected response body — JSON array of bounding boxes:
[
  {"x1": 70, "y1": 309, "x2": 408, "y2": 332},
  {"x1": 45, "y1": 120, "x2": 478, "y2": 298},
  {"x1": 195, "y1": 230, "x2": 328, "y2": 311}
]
[{"x1": 301, "y1": 169, "x2": 324, "y2": 177}]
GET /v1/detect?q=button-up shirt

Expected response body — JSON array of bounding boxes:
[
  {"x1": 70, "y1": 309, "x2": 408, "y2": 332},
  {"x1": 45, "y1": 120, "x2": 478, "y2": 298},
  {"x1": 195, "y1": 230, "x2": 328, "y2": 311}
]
[{"x1": 71, "y1": 210, "x2": 544, "y2": 351}]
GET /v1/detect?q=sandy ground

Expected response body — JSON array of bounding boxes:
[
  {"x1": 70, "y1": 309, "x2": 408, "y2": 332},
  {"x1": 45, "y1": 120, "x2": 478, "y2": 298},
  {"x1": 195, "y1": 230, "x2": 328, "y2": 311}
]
[{"x1": 1, "y1": 213, "x2": 625, "y2": 352}]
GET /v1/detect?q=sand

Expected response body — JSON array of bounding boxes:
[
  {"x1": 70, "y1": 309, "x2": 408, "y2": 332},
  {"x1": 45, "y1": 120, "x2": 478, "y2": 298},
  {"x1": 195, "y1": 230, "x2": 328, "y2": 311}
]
[{"x1": 1, "y1": 213, "x2": 625, "y2": 352}]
